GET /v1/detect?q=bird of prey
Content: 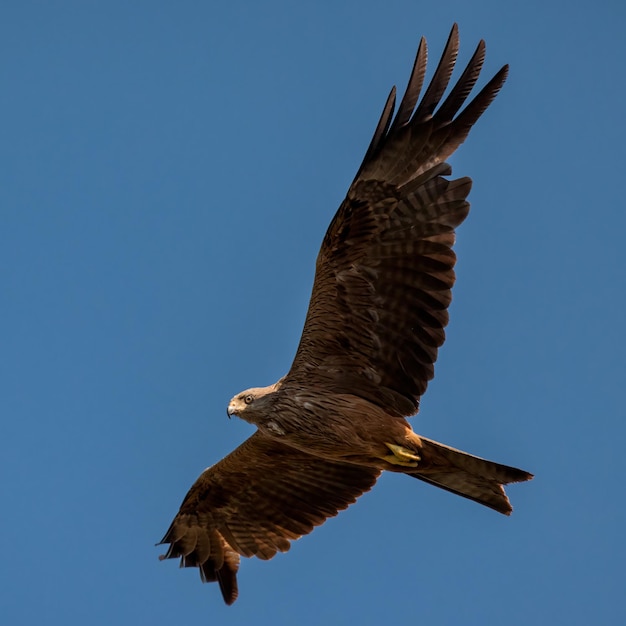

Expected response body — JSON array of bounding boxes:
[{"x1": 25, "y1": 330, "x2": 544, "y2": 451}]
[{"x1": 159, "y1": 24, "x2": 532, "y2": 605}]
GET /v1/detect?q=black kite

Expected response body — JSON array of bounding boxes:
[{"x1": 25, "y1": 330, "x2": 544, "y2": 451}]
[{"x1": 159, "y1": 24, "x2": 532, "y2": 605}]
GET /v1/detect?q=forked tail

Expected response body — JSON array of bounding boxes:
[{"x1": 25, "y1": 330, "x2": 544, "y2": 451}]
[{"x1": 410, "y1": 436, "x2": 533, "y2": 515}]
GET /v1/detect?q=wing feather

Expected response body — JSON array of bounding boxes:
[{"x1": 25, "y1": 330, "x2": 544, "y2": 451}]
[
  {"x1": 159, "y1": 432, "x2": 380, "y2": 604},
  {"x1": 283, "y1": 26, "x2": 506, "y2": 416},
  {"x1": 412, "y1": 23, "x2": 459, "y2": 123},
  {"x1": 389, "y1": 36, "x2": 427, "y2": 132}
]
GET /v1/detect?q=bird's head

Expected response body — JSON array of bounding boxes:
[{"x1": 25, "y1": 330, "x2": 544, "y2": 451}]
[{"x1": 227, "y1": 383, "x2": 278, "y2": 425}]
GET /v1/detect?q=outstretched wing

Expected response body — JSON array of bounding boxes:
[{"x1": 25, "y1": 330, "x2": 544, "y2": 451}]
[
  {"x1": 158, "y1": 432, "x2": 380, "y2": 605},
  {"x1": 282, "y1": 24, "x2": 508, "y2": 416}
]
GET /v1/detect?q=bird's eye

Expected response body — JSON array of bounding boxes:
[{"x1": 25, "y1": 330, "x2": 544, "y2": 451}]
[{"x1": 244, "y1": 394, "x2": 254, "y2": 405}]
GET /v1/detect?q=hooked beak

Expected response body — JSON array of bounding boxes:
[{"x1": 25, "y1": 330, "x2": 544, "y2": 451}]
[{"x1": 227, "y1": 403, "x2": 236, "y2": 419}]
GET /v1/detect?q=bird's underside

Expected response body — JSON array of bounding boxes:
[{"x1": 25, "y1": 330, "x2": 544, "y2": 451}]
[{"x1": 158, "y1": 24, "x2": 533, "y2": 606}]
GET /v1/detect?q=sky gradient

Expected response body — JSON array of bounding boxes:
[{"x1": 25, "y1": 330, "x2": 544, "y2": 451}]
[{"x1": 2, "y1": 1, "x2": 625, "y2": 624}]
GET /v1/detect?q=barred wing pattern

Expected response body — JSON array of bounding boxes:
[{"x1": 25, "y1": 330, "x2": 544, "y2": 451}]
[
  {"x1": 159, "y1": 432, "x2": 380, "y2": 605},
  {"x1": 284, "y1": 24, "x2": 508, "y2": 416}
]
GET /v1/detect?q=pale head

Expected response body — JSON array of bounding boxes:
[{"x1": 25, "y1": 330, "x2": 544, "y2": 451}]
[{"x1": 226, "y1": 383, "x2": 280, "y2": 424}]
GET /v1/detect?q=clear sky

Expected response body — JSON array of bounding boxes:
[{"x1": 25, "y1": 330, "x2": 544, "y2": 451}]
[{"x1": 2, "y1": 1, "x2": 625, "y2": 624}]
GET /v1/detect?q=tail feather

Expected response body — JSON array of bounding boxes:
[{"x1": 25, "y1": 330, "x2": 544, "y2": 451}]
[{"x1": 411, "y1": 436, "x2": 533, "y2": 515}]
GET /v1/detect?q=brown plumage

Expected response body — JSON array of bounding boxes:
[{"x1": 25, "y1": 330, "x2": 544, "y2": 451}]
[{"x1": 158, "y1": 24, "x2": 532, "y2": 605}]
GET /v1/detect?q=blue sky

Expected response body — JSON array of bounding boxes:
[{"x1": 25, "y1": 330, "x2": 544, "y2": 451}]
[{"x1": 2, "y1": 1, "x2": 625, "y2": 624}]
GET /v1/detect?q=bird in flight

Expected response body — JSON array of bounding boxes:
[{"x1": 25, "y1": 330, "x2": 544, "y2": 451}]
[{"x1": 159, "y1": 24, "x2": 532, "y2": 605}]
